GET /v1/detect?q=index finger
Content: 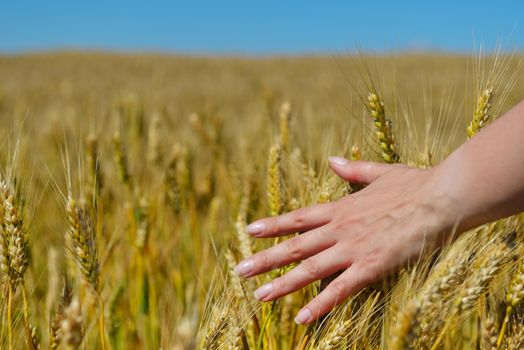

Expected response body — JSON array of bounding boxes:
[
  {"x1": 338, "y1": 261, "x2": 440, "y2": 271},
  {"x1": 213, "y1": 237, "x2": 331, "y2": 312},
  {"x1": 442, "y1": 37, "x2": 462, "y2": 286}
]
[{"x1": 246, "y1": 202, "x2": 334, "y2": 237}]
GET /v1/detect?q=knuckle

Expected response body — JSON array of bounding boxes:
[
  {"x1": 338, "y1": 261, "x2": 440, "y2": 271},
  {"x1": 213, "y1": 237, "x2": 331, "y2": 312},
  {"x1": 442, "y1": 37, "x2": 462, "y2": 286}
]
[
  {"x1": 268, "y1": 219, "x2": 280, "y2": 235},
  {"x1": 307, "y1": 298, "x2": 322, "y2": 315},
  {"x1": 351, "y1": 161, "x2": 364, "y2": 173},
  {"x1": 272, "y1": 277, "x2": 287, "y2": 294},
  {"x1": 323, "y1": 202, "x2": 335, "y2": 218},
  {"x1": 363, "y1": 266, "x2": 380, "y2": 284},
  {"x1": 256, "y1": 251, "x2": 270, "y2": 270},
  {"x1": 302, "y1": 256, "x2": 319, "y2": 276},
  {"x1": 291, "y1": 208, "x2": 308, "y2": 226},
  {"x1": 353, "y1": 264, "x2": 377, "y2": 288},
  {"x1": 315, "y1": 226, "x2": 328, "y2": 238},
  {"x1": 328, "y1": 280, "x2": 346, "y2": 299},
  {"x1": 331, "y1": 218, "x2": 351, "y2": 232},
  {"x1": 286, "y1": 235, "x2": 303, "y2": 259}
]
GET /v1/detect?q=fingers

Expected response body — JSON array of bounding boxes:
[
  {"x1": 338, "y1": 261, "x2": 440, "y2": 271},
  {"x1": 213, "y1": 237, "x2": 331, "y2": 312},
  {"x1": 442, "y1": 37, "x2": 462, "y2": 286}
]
[
  {"x1": 328, "y1": 157, "x2": 402, "y2": 185},
  {"x1": 294, "y1": 265, "x2": 371, "y2": 324},
  {"x1": 246, "y1": 203, "x2": 333, "y2": 238},
  {"x1": 235, "y1": 226, "x2": 336, "y2": 277},
  {"x1": 252, "y1": 246, "x2": 349, "y2": 301}
]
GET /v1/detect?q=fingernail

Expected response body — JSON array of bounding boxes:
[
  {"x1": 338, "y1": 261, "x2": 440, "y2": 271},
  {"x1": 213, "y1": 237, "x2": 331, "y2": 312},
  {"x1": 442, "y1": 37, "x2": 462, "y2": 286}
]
[
  {"x1": 295, "y1": 308, "x2": 312, "y2": 324},
  {"x1": 329, "y1": 156, "x2": 349, "y2": 166},
  {"x1": 254, "y1": 282, "x2": 273, "y2": 300},
  {"x1": 234, "y1": 259, "x2": 254, "y2": 276},
  {"x1": 246, "y1": 221, "x2": 265, "y2": 235}
]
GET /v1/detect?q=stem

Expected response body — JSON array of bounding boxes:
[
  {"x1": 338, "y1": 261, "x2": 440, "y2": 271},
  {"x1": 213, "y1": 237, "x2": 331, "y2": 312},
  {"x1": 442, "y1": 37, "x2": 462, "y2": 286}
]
[
  {"x1": 290, "y1": 292, "x2": 308, "y2": 349},
  {"x1": 98, "y1": 293, "x2": 108, "y2": 350},
  {"x1": 256, "y1": 303, "x2": 275, "y2": 350},
  {"x1": 430, "y1": 322, "x2": 450, "y2": 350},
  {"x1": 297, "y1": 334, "x2": 309, "y2": 350},
  {"x1": 497, "y1": 305, "x2": 512, "y2": 348},
  {"x1": 7, "y1": 282, "x2": 13, "y2": 350},
  {"x1": 251, "y1": 314, "x2": 261, "y2": 341},
  {"x1": 22, "y1": 285, "x2": 33, "y2": 349}
]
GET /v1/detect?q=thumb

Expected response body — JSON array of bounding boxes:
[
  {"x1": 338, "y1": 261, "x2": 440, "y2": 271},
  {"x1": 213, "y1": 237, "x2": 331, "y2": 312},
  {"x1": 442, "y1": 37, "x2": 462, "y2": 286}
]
[{"x1": 328, "y1": 157, "x2": 398, "y2": 185}]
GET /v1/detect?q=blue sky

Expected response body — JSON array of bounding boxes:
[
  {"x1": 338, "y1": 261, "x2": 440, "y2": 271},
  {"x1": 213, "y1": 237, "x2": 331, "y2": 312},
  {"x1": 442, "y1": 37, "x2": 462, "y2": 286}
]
[{"x1": 1, "y1": 1, "x2": 523, "y2": 54}]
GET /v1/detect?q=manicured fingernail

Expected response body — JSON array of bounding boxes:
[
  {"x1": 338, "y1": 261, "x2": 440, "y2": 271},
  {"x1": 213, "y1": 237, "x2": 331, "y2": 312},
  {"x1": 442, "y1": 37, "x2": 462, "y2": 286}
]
[
  {"x1": 329, "y1": 156, "x2": 349, "y2": 166},
  {"x1": 235, "y1": 259, "x2": 254, "y2": 276},
  {"x1": 254, "y1": 282, "x2": 273, "y2": 300},
  {"x1": 295, "y1": 308, "x2": 312, "y2": 324},
  {"x1": 246, "y1": 221, "x2": 265, "y2": 235}
]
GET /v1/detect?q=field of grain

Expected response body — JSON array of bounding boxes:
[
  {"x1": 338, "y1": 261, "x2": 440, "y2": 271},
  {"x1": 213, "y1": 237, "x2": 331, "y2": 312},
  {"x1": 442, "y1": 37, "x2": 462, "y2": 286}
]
[{"x1": 0, "y1": 52, "x2": 523, "y2": 349}]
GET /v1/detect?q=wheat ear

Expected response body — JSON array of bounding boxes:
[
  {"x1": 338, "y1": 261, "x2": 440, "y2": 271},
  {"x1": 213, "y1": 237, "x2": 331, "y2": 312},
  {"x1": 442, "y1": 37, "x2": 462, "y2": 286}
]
[
  {"x1": 65, "y1": 195, "x2": 100, "y2": 292},
  {"x1": 112, "y1": 131, "x2": 132, "y2": 188},
  {"x1": 366, "y1": 92, "x2": 399, "y2": 163},
  {"x1": 279, "y1": 101, "x2": 292, "y2": 152},
  {"x1": 482, "y1": 315, "x2": 498, "y2": 350},
  {"x1": 467, "y1": 87, "x2": 494, "y2": 138},
  {"x1": 50, "y1": 280, "x2": 73, "y2": 349},
  {"x1": 267, "y1": 140, "x2": 285, "y2": 216},
  {"x1": 0, "y1": 180, "x2": 30, "y2": 288},
  {"x1": 497, "y1": 251, "x2": 524, "y2": 346},
  {"x1": 60, "y1": 298, "x2": 84, "y2": 350}
]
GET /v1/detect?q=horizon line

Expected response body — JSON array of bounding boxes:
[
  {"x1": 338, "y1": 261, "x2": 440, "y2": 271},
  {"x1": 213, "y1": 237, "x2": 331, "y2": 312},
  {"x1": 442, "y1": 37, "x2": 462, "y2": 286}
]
[{"x1": 2, "y1": 47, "x2": 523, "y2": 59}]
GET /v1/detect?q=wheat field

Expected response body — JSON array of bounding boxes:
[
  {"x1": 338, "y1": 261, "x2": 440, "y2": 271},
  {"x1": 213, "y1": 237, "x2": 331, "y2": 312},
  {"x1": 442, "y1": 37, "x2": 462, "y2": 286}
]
[{"x1": 0, "y1": 52, "x2": 523, "y2": 349}]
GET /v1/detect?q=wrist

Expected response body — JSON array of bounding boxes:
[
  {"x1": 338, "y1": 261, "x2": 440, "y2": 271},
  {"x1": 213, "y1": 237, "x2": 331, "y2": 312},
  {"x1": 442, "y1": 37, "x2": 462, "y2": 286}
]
[{"x1": 422, "y1": 163, "x2": 468, "y2": 242}]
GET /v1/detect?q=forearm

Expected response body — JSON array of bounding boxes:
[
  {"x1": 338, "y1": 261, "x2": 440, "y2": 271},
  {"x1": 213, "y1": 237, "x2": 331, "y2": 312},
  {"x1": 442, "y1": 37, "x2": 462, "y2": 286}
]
[{"x1": 435, "y1": 100, "x2": 524, "y2": 232}]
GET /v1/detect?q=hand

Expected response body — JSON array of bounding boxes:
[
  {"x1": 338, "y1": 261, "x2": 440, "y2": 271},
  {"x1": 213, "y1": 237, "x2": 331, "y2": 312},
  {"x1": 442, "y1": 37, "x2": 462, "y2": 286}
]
[{"x1": 235, "y1": 156, "x2": 452, "y2": 324}]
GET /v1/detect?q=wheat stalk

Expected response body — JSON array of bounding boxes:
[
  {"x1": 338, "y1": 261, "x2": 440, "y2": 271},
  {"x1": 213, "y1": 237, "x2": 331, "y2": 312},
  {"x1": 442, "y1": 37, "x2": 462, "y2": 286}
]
[
  {"x1": 225, "y1": 249, "x2": 246, "y2": 300},
  {"x1": 482, "y1": 315, "x2": 498, "y2": 350},
  {"x1": 467, "y1": 87, "x2": 494, "y2": 138},
  {"x1": 202, "y1": 314, "x2": 229, "y2": 350},
  {"x1": 317, "y1": 319, "x2": 352, "y2": 350},
  {"x1": 85, "y1": 134, "x2": 104, "y2": 197},
  {"x1": 506, "y1": 322, "x2": 524, "y2": 350},
  {"x1": 50, "y1": 280, "x2": 73, "y2": 350},
  {"x1": 279, "y1": 101, "x2": 292, "y2": 152},
  {"x1": 60, "y1": 298, "x2": 84, "y2": 350},
  {"x1": 135, "y1": 196, "x2": 150, "y2": 251},
  {"x1": 147, "y1": 113, "x2": 162, "y2": 165},
  {"x1": 267, "y1": 140, "x2": 285, "y2": 216},
  {"x1": 235, "y1": 176, "x2": 253, "y2": 259},
  {"x1": 65, "y1": 195, "x2": 100, "y2": 292},
  {"x1": 497, "y1": 248, "x2": 524, "y2": 346},
  {"x1": 112, "y1": 130, "x2": 132, "y2": 188},
  {"x1": 456, "y1": 245, "x2": 507, "y2": 313},
  {"x1": 0, "y1": 179, "x2": 29, "y2": 288},
  {"x1": 429, "y1": 243, "x2": 508, "y2": 350},
  {"x1": 389, "y1": 304, "x2": 420, "y2": 350},
  {"x1": 366, "y1": 92, "x2": 399, "y2": 163},
  {"x1": 0, "y1": 192, "x2": 9, "y2": 281}
]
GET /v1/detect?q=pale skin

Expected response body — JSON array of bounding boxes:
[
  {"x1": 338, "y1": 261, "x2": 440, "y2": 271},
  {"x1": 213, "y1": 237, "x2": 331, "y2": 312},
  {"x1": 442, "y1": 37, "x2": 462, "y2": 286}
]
[{"x1": 235, "y1": 100, "x2": 524, "y2": 325}]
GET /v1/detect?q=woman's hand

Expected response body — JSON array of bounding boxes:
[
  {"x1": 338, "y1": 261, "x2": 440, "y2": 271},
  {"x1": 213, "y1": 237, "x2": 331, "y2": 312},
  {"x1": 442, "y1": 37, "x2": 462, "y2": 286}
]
[
  {"x1": 235, "y1": 157, "x2": 454, "y2": 324},
  {"x1": 235, "y1": 100, "x2": 524, "y2": 324}
]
